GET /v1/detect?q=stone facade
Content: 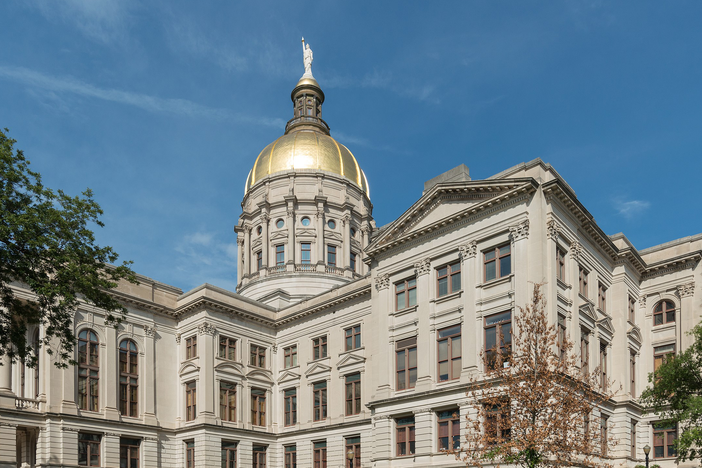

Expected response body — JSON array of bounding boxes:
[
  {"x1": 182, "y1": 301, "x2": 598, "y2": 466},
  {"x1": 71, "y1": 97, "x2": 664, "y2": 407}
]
[{"x1": 0, "y1": 75, "x2": 700, "y2": 468}]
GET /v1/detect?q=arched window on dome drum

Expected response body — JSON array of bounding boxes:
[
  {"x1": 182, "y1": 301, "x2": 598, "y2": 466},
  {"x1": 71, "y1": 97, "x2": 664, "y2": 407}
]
[
  {"x1": 119, "y1": 339, "x2": 138, "y2": 417},
  {"x1": 654, "y1": 300, "x2": 675, "y2": 326},
  {"x1": 78, "y1": 329, "x2": 99, "y2": 411}
]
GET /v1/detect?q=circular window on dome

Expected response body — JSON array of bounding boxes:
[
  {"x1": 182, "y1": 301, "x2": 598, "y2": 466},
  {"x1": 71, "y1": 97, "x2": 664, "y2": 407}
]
[
  {"x1": 256, "y1": 226, "x2": 262, "y2": 235},
  {"x1": 301, "y1": 216, "x2": 311, "y2": 227},
  {"x1": 350, "y1": 227, "x2": 356, "y2": 237},
  {"x1": 276, "y1": 219, "x2": 284, "y2": 229},
  {"x1": 328, "y1": 220, "x2": 336, "y2": 230}
]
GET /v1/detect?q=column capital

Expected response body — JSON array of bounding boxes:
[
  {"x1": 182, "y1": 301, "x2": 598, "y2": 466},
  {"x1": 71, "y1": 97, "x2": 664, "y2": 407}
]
[
  {"x1": 143, "y1": 325, "x2": 156, "y2": 337},
  {"x1": 509, "y1": 219, "x2": 530, "y2": 244},
  {"x1": 546, "y1": 219, "x2": 560, "y2": 240},
  {"x1": 197, "y1": 322, "x2": 217, "y2": 336},
  {"x1": 375, "y1": 274, "x2": 390, "y2": 291},
  {"x1": 459, "y1": 241, "x2": 477, "y2": 261},
  {"x1": 414, "y1": 258, "x2": 431, "y2": 276},
  {"x1": 677, "y1": 282, "x2": 695, "y2": 298}
]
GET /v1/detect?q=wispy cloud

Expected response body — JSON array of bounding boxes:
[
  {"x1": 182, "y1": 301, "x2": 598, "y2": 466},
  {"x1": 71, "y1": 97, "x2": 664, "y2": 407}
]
[
  {"x1": 174, "y1": 230, "x2": 238, "y2": 291},
  {"x1": 324, "y1": 69, "x2": 437, "y2": 103},
  {"x1": 614, "y1": 199, "x2": 650, "y2": 219},
  {"x1": 0, "y1": 65, "x2": 285, "y2": 127},
  {"x1": 333, "y1": 130, "x2": 411, "y2": 156},
  {"x1": 25, "y1": 0, "x2": 135, "y2": 44}
]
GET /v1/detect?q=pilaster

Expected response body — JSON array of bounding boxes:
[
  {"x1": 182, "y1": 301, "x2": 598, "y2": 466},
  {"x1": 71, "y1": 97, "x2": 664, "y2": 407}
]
[
  {"x1": 103, "y1": 432, "x2": 120, "y2": 468},
  {"x1": 459, "y1": 241, "x2": 478, "y2": 373},
  {"x1": 678, "y1": 282, "x2": 696, "y2": 350},
  {"x1": 414, "y1": 258, "x2": 433, "y2": 391},
  {"x1": 143, "y1": 325, "x2": 157, "y2": 425},
  {"x1": 197, "y1": 322, "x2": 217, "y2": 424},
  {"x1": 104, "y1": 326, "x2": 119, "y2": 420}
]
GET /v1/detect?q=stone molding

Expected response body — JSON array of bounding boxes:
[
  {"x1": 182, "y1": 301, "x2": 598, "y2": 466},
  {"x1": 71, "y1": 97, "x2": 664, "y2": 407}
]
[
  {"x1": 459, "y1": 241, "x2": 477, "y2": 260},
  {"x1": 143, "y1": 325, "x2": 156, "y2": 337},
  {"x1": 546, "y1": 219, "x2": 560, "y2": 240},
  {"x1": 509, "y1": 219, "x2": 530, "y2": 244},
  {"x1": 571, "y1": 240, "x2": 583, "y2": 260},
  {"x1": 198, "y1": 322, "x2": 217, "y2": 336},
  {"x1": 375, "y1": 274, "x2": 389, "y2": 291},
  {"x1": 236, "y1": 237, "x2": 245, "y2": 246},
  {"x1": 412, "y1": 407, "x2": 433, "y2": 415},
  {"x1": 175, "y1": 333, "x2": 181, "y2": 344},
  {"x1": 638, "y1": 296, "x2": 646, "y2": 308},
  {"x1": 414, "y1": 258, "x2": 431, "y2": 277},
  {"x1": 677, "y1": 282, "x2": 695, "y2": 298}
]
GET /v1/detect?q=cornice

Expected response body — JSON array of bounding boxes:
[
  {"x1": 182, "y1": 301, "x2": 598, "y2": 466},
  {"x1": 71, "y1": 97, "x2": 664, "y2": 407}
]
[
  {"x1": 275, "y1": 282, "x2": 371, "y2": 326},
  {"x1": 366, "y1": 179, "x2": 538, "y2": 259}
]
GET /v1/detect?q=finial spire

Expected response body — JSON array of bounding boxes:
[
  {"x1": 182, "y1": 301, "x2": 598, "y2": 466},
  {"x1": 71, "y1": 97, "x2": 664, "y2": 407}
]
[{"x1": 301, "y1": 37, "x2": 314, "y2": 77}]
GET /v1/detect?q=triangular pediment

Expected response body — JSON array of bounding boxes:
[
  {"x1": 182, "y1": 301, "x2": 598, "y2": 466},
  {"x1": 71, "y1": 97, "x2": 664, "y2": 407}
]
[
  {"x1": 325, "y1": 231, "x2": 343, "y2": 242},
  {"x1": 251, "y1": 237, "x2": 262, "y2": 249},
  {"x1": 296, "y1": 228, "x2": 317, "y2": 238},
  {"x1": 597, "y1": 316, "x2": 615, "y2": 336},
  {"x1": 627, "y1": 325, "x2": 643, "y2": 346},
  {"x1": 246, "y1": 368, "x2": 274, "y2": 384},
  {"x1": 579, "y1": 302, "x2": 597, "y2": 324},
  {"x1": 277, "y1": 370, "x2": 301, "y2": 384},
  {"x1": 179, "y1": 361, "x2": 200, "y2": 375},
  {"x1": 305, "y1": 361, "x2": 332, "y2": 377},
  {"x1": 336, "y1": 352, "x2": 366, "y2": 369},
  {"x1": 366, "y1": 180, "x2": 536, "y2": 255},
  {"x1": 214, "y1": 361, "x2": 245, "y2": 376},
  {"x1": 270, "y1": 231, "x2": 288, "y2": 241}
]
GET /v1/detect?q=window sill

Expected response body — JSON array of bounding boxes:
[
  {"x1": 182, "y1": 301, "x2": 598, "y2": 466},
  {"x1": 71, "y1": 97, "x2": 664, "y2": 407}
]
[
  {"x1": 556, "y1": 278, "x2": 571, "y2": 290},
  {"x1": 282, "y1": 365, "x2": 300, "y2": 372},
  {"x1": 478, "y1": 274, "x2": 513, "y2": 289},
  {"x1": 339, "y1": 346, "x2": 364, "y2": 357},
  {"x1": 652, "y1": 322, "x2": 676, "y2": 332},
  {"x1": 307, "y1": 356, "x2": 331, "y2": 365},
  {"x1": 432, "y1": 290, "x2": 462, "y2": 304},
  {"x1": 393, "y1": 305, "x2": 418, "y2": 317},
  {"x1": 436, "y1": 377, "x2": 459, "y2": 385},
  {"x1": 578, "y1": 293, "x2": 593, "y2": 305}
]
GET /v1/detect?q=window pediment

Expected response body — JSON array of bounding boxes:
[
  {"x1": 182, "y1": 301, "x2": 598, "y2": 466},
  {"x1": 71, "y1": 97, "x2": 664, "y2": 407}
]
[
  {"x1": 627, "y1": 325, "x2": 643, "y2": 348},
  {"x1": 214, "y1": 361, "x2": 245, "y2": 376},
  {"x1": 179, "y1": 361, "x2": 200, "y2": 376},
  {"x1": 579, "y1": 302, "x2": 597, "y2": 327},
  {"x1": 246, "y1": 368, "x2": 274, "y2": 384},
  {"x1": 277, "y1": 370, "x2": 301, "y2": 384},
  {"x1": 336, "y1": 352, "x2": 366, "y2": 370},
  {"x1": 305, "y1": 361, "x2": 332, "y2": 377}
]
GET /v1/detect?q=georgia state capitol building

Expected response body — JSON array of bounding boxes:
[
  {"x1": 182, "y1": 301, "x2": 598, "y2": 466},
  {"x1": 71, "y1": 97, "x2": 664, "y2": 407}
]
[{"x1": 0, "y1": 41, "x2": 699, "y2": 468}]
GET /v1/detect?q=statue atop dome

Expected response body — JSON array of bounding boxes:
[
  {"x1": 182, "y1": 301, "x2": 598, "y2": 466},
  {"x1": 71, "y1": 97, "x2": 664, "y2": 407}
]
[{"x1": 301, "y1": 37, "x2": 313, "y2": 77}]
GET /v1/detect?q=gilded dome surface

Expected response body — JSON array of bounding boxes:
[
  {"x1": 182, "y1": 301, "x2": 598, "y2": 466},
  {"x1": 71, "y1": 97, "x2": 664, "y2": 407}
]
[{"x1": 245, "y1": 130, "x2": 369, "y2": 194}]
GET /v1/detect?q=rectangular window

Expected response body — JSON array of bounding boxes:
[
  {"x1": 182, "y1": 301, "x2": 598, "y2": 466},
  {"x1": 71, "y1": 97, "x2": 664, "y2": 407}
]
[
  {"x1": 185, "y1": 441, "x2": 195, "y2": 468},
  {"x1": 253, "y1": 445, "x2": 267, "y2": 468},
  {"x1": 350, "y1": 252, "x2": 357, "y2": 272},
  {"x1": 395, "y1": 278, "x2": 417, "y2": 310},
  {"x1": 628, "y1": 296, "x2": 636, "y2": 323},
  {"x1": 313, "y1": 441, "x2": 327, "y2": 468},
  {"x1": 396, "y1": 336, "x2": 417, "y2": 390},
  {"x1": 119, "y1": 438, "x2": 140, "y2": 468},
  {"x1": 219, "y1": 336, "x2": 237, "y2": 361},
  {"x1": 630, "y1": 420, "x2": 637, "y2": 459},
  {"x1": 437, "y1": 262, "x2": 461, "y2": 297},
  {"x1": 600, "y1": 342, "x2": 608, "y2": 389},
  {"x1": 251, "y1": 388, "x2": 266, "y2": 426},
  {"x1": 327, "y1": 245, "x2": 337, "y2": 267},
  {"x1": 557, "y1": 314, "x2": 566, "y2": 362},
  {"x1": 186, "y1": 381, "x2": 197, "y2": 421},
  {"x1": 437, "y1": 409, "x2": 460, "y2": 451},
  {"x1": 284, "y1": 345, "x2": 298, "y2": 368},
  {"x1": 185, "y1": 336, "x2": 197, "y2": 359},
  {"x1": 396, "y1": 416, "x2": 416, "y2": 457},
  {"x1": 256, "y1": 251, "x2": 263, "y2": 271},
  {"x1": 580, "y1": 329, "x2": 590, "y2": 372},
  {"x1": 437, "y1": 325, "x2": 461, "y2": 382},
  {"x1": 301, "y1": 242, "x2": 311, "y2": 264},
  {"x1": 313, "y1": 336, "x2": 327, "y2": 360},
  {"x1": 579, "y1": 267, "x2": 588, "y2": 297},
  {"x1": 250, "y1": 344, "x2": 266, "y2": 368},
  {"x1": 284, "y1": 388, "x2": 297, "y2": 426},
  {"x1": 484, "y1": 244, "x2": 511, "y2": 282},
  {"x1": 220, "y1": 381, "x2": 236, "y2": 422},
  {"x1": 601, "y1": 416, "x2": 608, "y2": 456},
  {"x1": 276, "y1": 244, "x2": 285, "y2": 266},
  {"x1": 345, "y1": 373, "x2": 361, "y2": 416},
  {"x1": 598, "y1": 283, "x2": 607, "y2": 312},
  {"x1": 485, "y1": 311, "x2": 512, "y2": 369},
  {"x1": 630, "y1": 351, "x2": 636, "y2": 398},
  {"x1": 486, "y1": 402, "x2": 511, "y2": 444},
  {"x1": 78, "y1": 433, "x2": 101, "y2": 467},
  {"x1": 313, "y1": 381, "x2": 327, "y2": 421},
  {"x1": 222, "y1": 441, "x2": 237, "y2": 468},
  {"x1": 653, "y1": 423, "x2": 677, "y2": 458},
  {"x1": 345, "y1": 437, "x2": 361, "y2": 468},
  {"x1": 284, "y1": 445, "x2": 296, "y2": 468},
  {"x1": 345, "y1": 325, "x2": 361, "y2": 351},
  {"x1": 557, "y1": 248, "x2": 566, "y2": 281},
  {"x1": 654, "y1": 344, "x2": 675, "y2": 372}
]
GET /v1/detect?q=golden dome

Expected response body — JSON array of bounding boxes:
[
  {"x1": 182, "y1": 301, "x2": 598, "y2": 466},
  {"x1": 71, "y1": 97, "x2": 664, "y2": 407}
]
[{"x1": 245, "y1": 130, "x2": 369, "y2": 194}]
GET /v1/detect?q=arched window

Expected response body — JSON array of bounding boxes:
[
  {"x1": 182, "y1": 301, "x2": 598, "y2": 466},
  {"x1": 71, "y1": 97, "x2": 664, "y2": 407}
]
[
  {"x1": 78, "y1": 329, "x2": 99, "y2": 411},
  {"x1": 119, "y1": 339, "x2": 138, "y2": 417},
  {"x1": 654, "y1": 300, "x2": 676, "y2": 326}
]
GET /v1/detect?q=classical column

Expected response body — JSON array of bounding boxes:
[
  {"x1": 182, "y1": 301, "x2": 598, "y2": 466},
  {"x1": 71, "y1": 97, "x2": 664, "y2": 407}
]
[
  {"x1": 0, "y1": 422, "x2": 18, "y2": 465},
  {"x1": 286, "y1": 206, "x2": 295, "y2": 271},
  {"x1": 342, "y1": 214, "x2": 351, "y2": 275},
  {"x1": 0, "y1": 353, "x2": 14, "y2": 409},
  {"x1": 236, "y1": 236, "x2": 244, "y2": 285},
  {"x1": 509, "y1": 218, "x2": 530, "y2": 311},
  {"x1": 261, "y1": 213, "x2": 270, "y2": 273},
  {"x1": 143, "y1": 325, "x2": 157, "y2": 425},
  {"x1": 197, "y1": 322, "x2": 217, "y2": 424},
  {"x1": 678, "y1": 282, "x2": 695, "y2": 349},
  {"x1": 414, "y1": 258, "x2": 432, "y2": 391},
  {"x1": 244, "y1": 225, "x2": 251, "y2": 275},
  {"x1": 360, "y1": 225, "x2": 370, "y2": 275},
  {"x1": 315, "y1": 205, "x2": 325, "y2": 272},
  {"x1": 412, "y1": 408, "x2": 434, "y2": 457},
  {"x1": 459, "y1": 241, "x2": 478, "y2": 373},
  {"x1": 104, "y1": 327, "x2": 119, "y2": 420},
  {"x1": 103, "y1": 432, "x2": 120, "y2": 467}
]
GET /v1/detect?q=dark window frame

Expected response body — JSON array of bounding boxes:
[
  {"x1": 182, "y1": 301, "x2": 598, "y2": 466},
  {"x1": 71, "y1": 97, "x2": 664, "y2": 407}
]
[
  {"x1": 437, "y1": 261, "x2": 461, "y2": 297},
  {"x1": 219, "y1": 336, "x2": 237, "y2": 361},
  {"x1": 313, "y1": 335, "x2": 327, "y2": 360},
  {"x1": 185, "y1": 440, "x2": 195, "y2": 468},
  {"x1": 395, "y1": 278, "x2": 417, "y2": 311},
  {"x1": 313, "y1": 381, "x2": 327, "y2": 421},
  {"x1": 77, "y1": 329, "x2": 99, "y2": 412},
  {"x1": 313, "y1": 441, "x2": 327, "y2": 468},
  {"x1": 284, "y1": 345, "x2": 298, "y2": 369},
  {"x1": 598, "y1": 282, "x2": 607, "y2": 312},
  {"x1": 78, "y1": 432, "x2": 101, "y2": 467},
  {"x1": 220, "y1": 381, "x2": 236, "y2": 422},
  {"x1": 484, "y1": 311, "x2": 512, "y2": 370},
  {"x1": 119, "y1": 437, "x2": 140, "y2": 468},
  {"x1": 345, "y1": 437, "x2": 361, "y2": 468},
  {"x1": 276, "y1": 244, "x2": 285, "y2": 266},
  {"x1": 250, "y1": 344, "x2": 266, "y2": 368},
  {"x1": 345, "y1": 373, "x2": 361, "y2": 416},
  {"x1": 437, "y1": 409, "x2": 460, "y2": 451},
  {"x1": 653, "y1": 423, "x2": 677, "y2": 459},
  {"x1": 185, "y1": 336, "x2": 197, "y2": 359},
  {"x1": 654, "y1": 300, "x2": 676, "y2": 326},
  {"x1": 284, "y1": 445, "x2": 297, "y2": 468},
  {"x1": 396, "y1": 336, "x2": 417, "y2": 390},
  {"x1": 251, "y1": 388, "x2": 266, "y2": 427},
  {"x1": 327, "y1": 245, "x2": 337, "y2": 267},
  {"x1": 579, "y1": 267, "x2": 588, "y2": 297},
  {"x1": 556, "y1": 247, "x2": 566, "y2": 281},
  {"x1": 344, "y1": 325, "x2": 361, "y2": 351},
  {"x1": 222, "y1": 441, "x2": 237, "y2": 468},
  {"x1": 484, "y1": 244, "x2": 511, "y2": 282},
  {"x1": 396, "y1": 416, "x2": 416, "y2": 457},
  {"x1": 119, "y1": 339, "x2": 138, "y2": 417},
  {"x1": 185, "y1": 381, "x2": 197, "y2": 421},
  {"x1": 284, "y1": 388, "x2": 297, "y2": 426},
  {"x1": 437, "y1": 325, "x2": 462, "y2": 382},
  {"x1": 301, "y1": 242, "x2": 311, "y2": 264}
]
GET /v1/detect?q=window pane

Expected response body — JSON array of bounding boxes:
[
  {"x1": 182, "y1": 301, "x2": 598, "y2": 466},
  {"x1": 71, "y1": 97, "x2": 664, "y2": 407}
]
[
  {"x1": 452, "y1": 358, "x2": 461, "y2": 379},
  {"x1": 485, "y1": 250, "x2": 495, "y2": 261},
  {"x1": 485, "y1": 261, "x2": 496, "y2": 281},
  {"x1": 500, "y1": 255, "x2": 511, "y2": 276},
  {"x1": 438, "y1": 341, "x2": 448, "y2": 361},
  {"x1": 486, "y1": 328, "x2": 496, "y2": 350},
  {"x1": 438, "y1": 277, "x2": 448, "y2": 296},
  {"x1": 408, "y1": 288, "x2": 417, "y2": 307},
  {"x1": 396, "y1": 351, "x2": 406, "y2": 371},
  {"x1": 452, "y1": 336, "x2": 461, "y2": 356},
  {"x1": 396, "y1": 291, "x2": 405, "y2": 309},
  {"x1": 409, "y1": 368, "x2": 417, "y2": 386},
  {"x1": 451, "y1": 272, "x2": 461, "y2": 292},
  {"x1": 408, "y1": 348, "x2": 417, "y2": 368},
  {"x1": 439, "y1": 362, "x2": 449, "y2": 381}
]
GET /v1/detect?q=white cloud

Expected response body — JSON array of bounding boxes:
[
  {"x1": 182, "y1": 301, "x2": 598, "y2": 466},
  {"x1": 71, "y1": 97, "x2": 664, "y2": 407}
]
[
  {"x1": 26, "y1": 0, "x2": 135, "y2": 44},
  {"x1": 324, "y1": 69, "x2": 436, "y2": 103},
  {"x1": 614, "y1": 199, "x2": 650, "y2": 219},
  {"x1": 0, "y1": 65, "x2": 285, "y2": 128},
  {"x1": 174, "y1": 230, "x2": 238, "y2": 291}
]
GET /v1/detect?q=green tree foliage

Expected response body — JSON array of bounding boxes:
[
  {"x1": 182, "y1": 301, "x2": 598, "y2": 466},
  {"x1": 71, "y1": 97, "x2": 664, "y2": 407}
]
[
  {"x1": 0, "y1": 128, "x2": 136, "y2": 367},
  {"x1": 640, "y1": 323, "x2": 702, "y2": 463}
]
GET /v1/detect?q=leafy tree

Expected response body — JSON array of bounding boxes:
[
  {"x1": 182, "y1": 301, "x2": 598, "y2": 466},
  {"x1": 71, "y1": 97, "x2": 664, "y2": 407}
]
[
  {"x1": 640, "y1": 323, "x2": 702, "y2": 463},
  {"x1": 451, "y1": 283, "x2": 618, "y2": 468},
  {"x1": 0, "y1": 128, "x2": 136, "y2": 368}
]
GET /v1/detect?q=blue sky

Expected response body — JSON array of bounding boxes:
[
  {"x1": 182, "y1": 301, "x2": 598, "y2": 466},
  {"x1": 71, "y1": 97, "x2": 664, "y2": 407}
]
[{"x1": 2, "y1": 1, "x2": 701, "y2": 292}]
